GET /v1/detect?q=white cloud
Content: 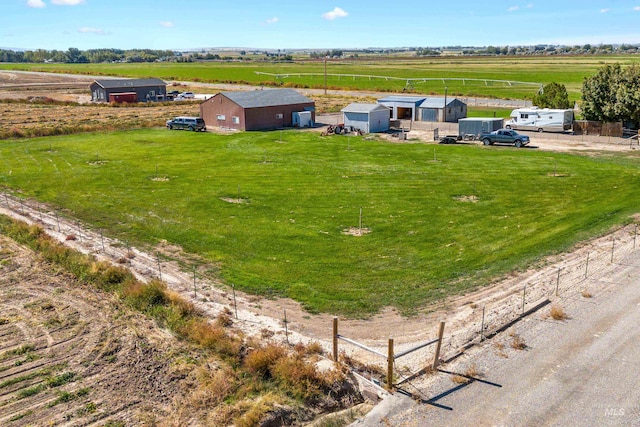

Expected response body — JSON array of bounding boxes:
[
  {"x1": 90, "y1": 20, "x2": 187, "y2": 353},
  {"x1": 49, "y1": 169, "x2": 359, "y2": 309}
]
[
  {"x1": 78, "y1": 27, "x2": 105, "y2": 34},
  {"x1": 635, "y1": 6, "x2": 640, "y2": 11},
  {"x1": 525, "y1": 3, "x2": 534, "y2": 8},
  {"x1": 52, "y1": 0, "x2": 85, "y2": 5},
  {"x1": 160, "y1": 21, "x2": 174, "y2": 28},
  {"x1": 27, "y1": 0, "x2": 46, "y2": 8},
  {"x1": 322, "y1": 7, "x2": 348, "y2": 20},
  {"x1": 507, "y1": 6, "x2": 519, "y2": 12},
  {"x1": 600, "y1": 8, "x2": 610, "y2": 13},
  {"x1": 265, "y1": 17, "x2": 279, "y2": 24}
]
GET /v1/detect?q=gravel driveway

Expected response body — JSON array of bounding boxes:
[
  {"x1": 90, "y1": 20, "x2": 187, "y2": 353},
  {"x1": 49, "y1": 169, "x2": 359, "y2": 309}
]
[{"x1": 353, "y1": 249, "x2": 640, "y2": 426}]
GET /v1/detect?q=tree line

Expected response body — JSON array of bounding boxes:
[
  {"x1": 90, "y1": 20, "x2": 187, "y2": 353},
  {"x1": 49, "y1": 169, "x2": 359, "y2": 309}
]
[{"x1": 0, "y1": 48, "x2": 175, "y2": 63}]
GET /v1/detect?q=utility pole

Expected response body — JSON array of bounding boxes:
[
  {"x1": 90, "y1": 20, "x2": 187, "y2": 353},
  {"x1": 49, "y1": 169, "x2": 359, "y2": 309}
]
[{"x1": 324, "y1": 55, "x2": 327, "y2": 95}]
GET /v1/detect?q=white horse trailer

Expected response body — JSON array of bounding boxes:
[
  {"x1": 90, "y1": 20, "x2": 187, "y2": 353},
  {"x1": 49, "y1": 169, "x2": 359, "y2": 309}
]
[{"x1": 505, "y1": 107, "x2": 573, "y2": 132}]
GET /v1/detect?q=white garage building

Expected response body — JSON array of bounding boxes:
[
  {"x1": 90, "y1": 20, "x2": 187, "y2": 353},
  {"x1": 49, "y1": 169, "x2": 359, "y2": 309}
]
[
  {"x1": 376, "y1": 95, "x2": 426, "y2": 121},
  {"x1": 341, "y1": 103, "x2": 391, "y2": 133}
]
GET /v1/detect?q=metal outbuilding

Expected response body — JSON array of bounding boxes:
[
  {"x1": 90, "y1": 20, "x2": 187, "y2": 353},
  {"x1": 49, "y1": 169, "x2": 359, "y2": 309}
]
[
  {"x1": 90, "y1": 78, "x2": 167, "y2": 102},
  {"x1": 376, "y1": 95, "x2": 427, "y2": 121},
  {"x1": 458, "y1": 117, "x2": 503, "y2": 139},
  {"x1": 199, "y1": 88, "x2": 315, "y2": 131},
  {"x1": 341, "y1": 103, "x2": 391, "y2": 133},
  {"x1": 418, "y1": 97, "x2": 467, "y2": 122}
]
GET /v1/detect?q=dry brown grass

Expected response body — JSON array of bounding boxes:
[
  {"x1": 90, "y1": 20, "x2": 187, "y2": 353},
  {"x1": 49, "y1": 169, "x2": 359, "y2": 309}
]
[
  {"x1": 188, "y1": 366, "x2": 238, "y2": 410},
  {"x1": 0, "y1": 101, "x2": 199, "y2": 140},
  {"x1": 509, "y1": 333, "x2": 527, "y2": 350},
  {"x1": 494, "y1": 341, "x2": 509, "y2": 358},
  {"x1": 244, "y1": 344, "x2": 287, "y2": 378},
  {"x1": 295, "y1": 341, "x2": 324, "y2": 356},
  {"x1": 550, "y1": 305, "x2": 568, "y2": 320},
  {"x1": 451, "y1": 364, "x2": 481, "y2": 384},
  {"x1": 216, "y1": 307, "x2": 234, "y2": 327}
]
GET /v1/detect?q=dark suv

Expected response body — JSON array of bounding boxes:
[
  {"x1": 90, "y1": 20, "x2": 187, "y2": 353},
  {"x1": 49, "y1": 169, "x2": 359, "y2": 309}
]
[{"x1": 166, "y1": 116, "x2": 206, "y2": 131}]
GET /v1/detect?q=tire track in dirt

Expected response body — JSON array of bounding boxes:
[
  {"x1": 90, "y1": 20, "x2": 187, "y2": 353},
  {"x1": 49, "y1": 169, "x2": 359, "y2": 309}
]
[{"x1": 0, "y1": 236, "x2": 186, "y2": 426}]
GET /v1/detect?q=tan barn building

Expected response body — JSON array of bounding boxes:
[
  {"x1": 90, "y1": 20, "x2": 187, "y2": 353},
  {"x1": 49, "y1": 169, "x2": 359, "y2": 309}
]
[{"x1": 200, "y1": 89, "x2": 315, "y2": 131}]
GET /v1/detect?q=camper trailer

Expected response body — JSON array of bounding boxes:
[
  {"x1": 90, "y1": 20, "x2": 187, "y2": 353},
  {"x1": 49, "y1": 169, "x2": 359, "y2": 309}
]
[{"x1": 505, "y1": 107, "x2": 573, "y2": 132}]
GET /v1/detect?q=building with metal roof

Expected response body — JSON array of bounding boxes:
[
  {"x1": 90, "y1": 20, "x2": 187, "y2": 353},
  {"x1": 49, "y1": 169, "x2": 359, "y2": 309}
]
[
  {"x1": 376, "y1": 95, "x2": 427, "y2": 121},
  {"x1": 90, "y1": 78, "x2": 167, "y2": 103},
  {"x1": 341, "y1": 103, "x2": 390, "y2": 133},
  {"x1": 418, "y1": 97, "x2": 467, "y2": 122},
  {"x1": 199, "y1": 89, "x2": 315, "y2": 131},
  {"x1": 377, "y1": 95, "x2": 467, "y2": 122}
]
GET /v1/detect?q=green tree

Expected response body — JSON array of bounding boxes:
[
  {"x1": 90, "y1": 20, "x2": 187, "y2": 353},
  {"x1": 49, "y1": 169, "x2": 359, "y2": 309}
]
[
  {"x1": 532, "y1": 82, "x2": 571, "y2": 109},
  {"x1": 581, "y1": 63, "x2": 640, "y2": 125}
]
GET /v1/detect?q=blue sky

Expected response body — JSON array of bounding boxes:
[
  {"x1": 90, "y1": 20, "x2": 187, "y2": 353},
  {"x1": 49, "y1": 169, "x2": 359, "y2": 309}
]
[{"x1": 4, "y1": 0, "x2": 640, "y2": 50}]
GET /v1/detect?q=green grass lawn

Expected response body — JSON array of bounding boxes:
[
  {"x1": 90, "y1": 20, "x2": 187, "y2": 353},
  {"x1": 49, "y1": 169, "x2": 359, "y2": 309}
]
[
  {"x1": 1, "y1": 129, "x2": 639, "y2": 316},
  {"x1": 3, "y1": 55, "x2": 640, "y2": 101}
]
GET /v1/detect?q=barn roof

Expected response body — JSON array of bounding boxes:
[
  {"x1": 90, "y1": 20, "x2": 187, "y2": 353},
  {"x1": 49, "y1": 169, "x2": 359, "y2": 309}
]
[
  {"x1": 92, "y1": 78, "x2": 166, "y2": 89},
  {"x1": 341, "y1": 103, "x2": 390, "y2": 113},
  {"x1": 377, "y1": 95, "x2": 427, "y2": 104},
  {"x1": 222, "y1": 89, "x2": 313, "y2": 108},
  {"x1": 419, "y1": 97, "x2": 465, "y2": 108}
]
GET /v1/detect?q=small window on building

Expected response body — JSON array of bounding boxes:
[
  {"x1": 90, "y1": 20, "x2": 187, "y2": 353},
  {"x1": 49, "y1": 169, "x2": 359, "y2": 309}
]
[
  {"x1": 232, "y1": 116, "x2": 240, "y2": 124},
  {"x1": 217, "y1": 114, "x2": 226, "y2": 121},
  {"x1": 149, "y1": 91, "x2": 156, "y2": 97},
  {"x1": 276, "y1": 113, "x2": 283, "y2": 119}
]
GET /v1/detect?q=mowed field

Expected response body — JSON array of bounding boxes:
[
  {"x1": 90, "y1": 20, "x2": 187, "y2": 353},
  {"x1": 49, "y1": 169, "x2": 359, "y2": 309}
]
[
  {"x1": 1, "y1": 129, "x2": 639, "y2": 316},
  {"x1": 3, "y1": 55, "x2": 639, "y2": 101}
]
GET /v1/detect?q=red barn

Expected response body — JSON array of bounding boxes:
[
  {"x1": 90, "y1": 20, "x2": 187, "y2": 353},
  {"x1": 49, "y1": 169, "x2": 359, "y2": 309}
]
[{"x1": 200, "y1": 89, "x2": 315, "y2": 131}]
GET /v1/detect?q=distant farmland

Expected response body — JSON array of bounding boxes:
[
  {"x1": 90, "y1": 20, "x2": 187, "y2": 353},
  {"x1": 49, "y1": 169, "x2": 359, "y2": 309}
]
[
  {"x1": 2, "y1": 55, "x2": 639, "y2": 101},
  {"x1": 1, "y1": 129, "x2": 639, "y2": 316}
]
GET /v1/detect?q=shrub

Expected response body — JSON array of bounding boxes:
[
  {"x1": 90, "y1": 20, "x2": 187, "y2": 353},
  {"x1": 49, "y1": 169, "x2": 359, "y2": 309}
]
[
  {"x1": 272, "y1": 354, "x2": 323, "y2": 399},
  {"x1": 244, "y1": 344, "x2": 287, "y2": 379},
  {"x1": 510, "y1": 334, "x2": 527, "y2": 350},
  {"x1": 123, "y1": 279, "x2": 168, "y2": 311},
  {"x1": 550, "y1": 305, "x2": 567, "y2": 320}
]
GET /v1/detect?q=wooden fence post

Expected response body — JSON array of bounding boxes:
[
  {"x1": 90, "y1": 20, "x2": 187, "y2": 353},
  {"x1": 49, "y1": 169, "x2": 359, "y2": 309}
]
[
  {"x1": 387, "y1": 338, "x2": 394, "y2": 391},
  {"x1": 332, "y1": 317, "x2": 338, "y2": 362},
  {"x1": 433, "y1": 321, "x2": 445, "y2": 369}
]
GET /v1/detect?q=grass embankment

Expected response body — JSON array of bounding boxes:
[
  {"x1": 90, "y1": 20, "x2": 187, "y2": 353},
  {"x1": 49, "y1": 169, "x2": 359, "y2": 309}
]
[
  {"x1": 3, "y1": 55, "x2": 638, "y2": 101},
  {"x1": 1, "y1": 129, "x2": 639, "y2": 316},
  {"x1": 0, "y1": 216, "x2": 353, "y2": 426}
]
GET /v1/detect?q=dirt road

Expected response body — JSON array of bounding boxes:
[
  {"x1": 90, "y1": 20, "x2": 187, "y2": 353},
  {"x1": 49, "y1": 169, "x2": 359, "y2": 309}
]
[{"x1": 355, "y1": 248, "x2": 640, "y2": 426}]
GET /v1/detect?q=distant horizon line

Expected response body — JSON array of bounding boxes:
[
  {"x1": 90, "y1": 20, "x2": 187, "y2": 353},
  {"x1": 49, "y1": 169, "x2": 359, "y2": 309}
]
[{"x1": 3, "y1": 42, "x2": 640, "y2": 53}]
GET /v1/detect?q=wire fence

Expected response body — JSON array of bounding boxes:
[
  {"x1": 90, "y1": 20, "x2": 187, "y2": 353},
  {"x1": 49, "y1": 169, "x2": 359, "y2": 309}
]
[
  {"x1": 1, "y1": 191, "x2": 638, "y2": 390},
  {"x1": 330, "y1": 223, "x2": 639, "y2": 389}
]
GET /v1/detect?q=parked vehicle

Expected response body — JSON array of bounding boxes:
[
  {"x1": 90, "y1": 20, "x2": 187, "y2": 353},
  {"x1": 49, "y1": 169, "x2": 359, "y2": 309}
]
[
  {"x1": 180, "y1": 92, "x2": 195, "y2": 99},
  {"x1": 480, "y1": 129, "x2": 530, "y2": 148},
  {"x1": 166, "y1": 116, "x2": 206, "y2": 131},
  {"x1": 458, "y1": 117, "x2": 504, "y2": 140},
  {"x1": 505, "y1": 107, "x2": 573, "y2": 132}
]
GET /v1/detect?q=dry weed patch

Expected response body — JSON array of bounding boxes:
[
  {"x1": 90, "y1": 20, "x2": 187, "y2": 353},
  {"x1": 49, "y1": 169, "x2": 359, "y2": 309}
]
[
  {"x1": 581, "y1": 290, "x2": 593, "y2": 298},
  {"x1": 509, "y1": 333, "x2": 527, "y2": 350},
  {"x1": 550, "y1": 305, "x2": 568, "y2": 320}
]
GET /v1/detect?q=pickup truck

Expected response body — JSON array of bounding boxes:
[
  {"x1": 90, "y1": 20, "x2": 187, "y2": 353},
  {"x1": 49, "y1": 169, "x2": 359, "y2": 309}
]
[{"x1": 480, "y1": 129, "x2": 530, "y2": 148}]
